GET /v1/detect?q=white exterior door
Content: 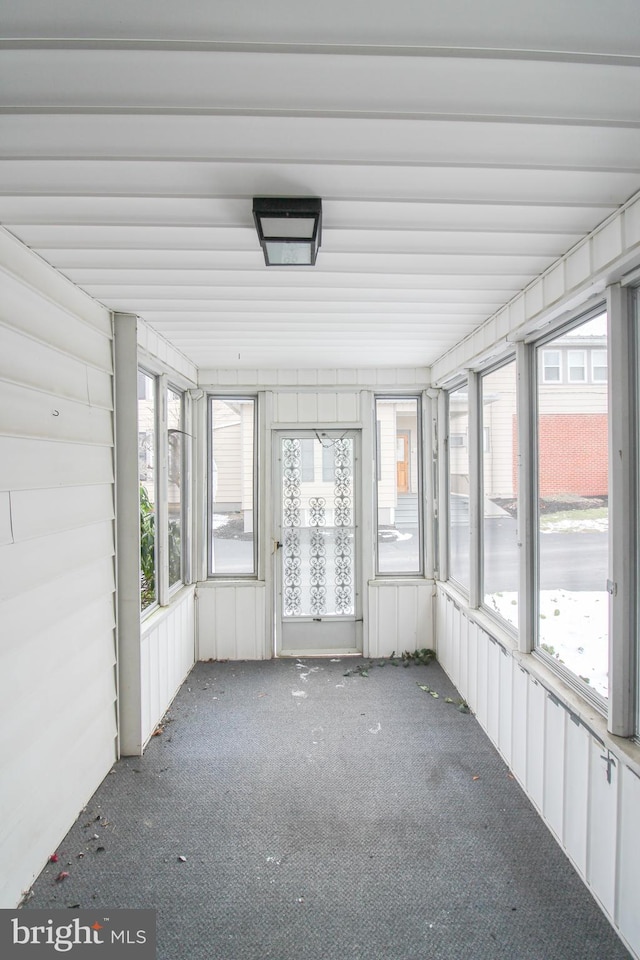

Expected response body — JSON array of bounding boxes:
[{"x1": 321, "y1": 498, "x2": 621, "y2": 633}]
[{"x1": 275, "y1": 430, "x2": 361, "y2": 656}]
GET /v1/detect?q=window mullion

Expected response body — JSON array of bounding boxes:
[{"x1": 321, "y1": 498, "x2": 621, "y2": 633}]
[
  {"x1": 467, "y1": 371, "x2": 482, "y2": 608},
  {"x1": 516, "y1": 340, "x2": 536, "y2": 654},
  {"x1": 607, "y1": 283, "x2": 636, "y2": 737},
  {"x1": 157, "y1": 374, "x2": 169, "y2": 606}
]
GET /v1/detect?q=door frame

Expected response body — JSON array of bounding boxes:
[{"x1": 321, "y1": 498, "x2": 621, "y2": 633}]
[{"x1": 271, "y1": 427, "x2": 363, "y2": 657}]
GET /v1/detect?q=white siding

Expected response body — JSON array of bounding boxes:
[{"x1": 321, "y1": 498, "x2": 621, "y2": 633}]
[
  {"x1": 140, "y1": 587, "x2": 196, "y2": 744},
  {"x1": 367, "y1": 581, "x2": 433, "y2": 658},
  {"x1": 0, "y1": 233, "x2": 117, "y2": 907},
  {"x1": 197, "y1": 582, "x2": 267, "y2": 660},
  {"x1": 435, "y1": 584, "x2": 640, "y2": 960}
]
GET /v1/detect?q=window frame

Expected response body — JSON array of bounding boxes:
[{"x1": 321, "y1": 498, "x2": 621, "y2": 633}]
[
  {"x1": 207, "y1": 395, "x2": 258, "y2": 579},
  {"x1": 479, "y1": 354, "x2": 519, "y2": 634},
  {"x1": 138, "y1": 367, "x2": 159, "y2": 616},
  {"x1": 446, "y1": 380, "x2": 471, "y2": 595},
  {"x1": 167, "y1": 383, "x2": 187, "y2": 593},
  {"x1": 374, "y1": 394, "x2": 424, "y2": 578},
  {"x1": 533, "y1": 306, "x2": 610, "y2": 713}
]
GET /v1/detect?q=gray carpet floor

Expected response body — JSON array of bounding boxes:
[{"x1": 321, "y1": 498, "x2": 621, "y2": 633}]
[{"x1": 23, "y1": 657, "x2": 632, "y2": 960}]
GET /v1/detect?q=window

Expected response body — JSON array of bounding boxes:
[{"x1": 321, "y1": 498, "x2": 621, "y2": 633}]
[
  {"x1": 481, "y1": 359, "x2": 518, "y2": 629},
  {"x1": 448, "y1": 384, "x2": 470, "y2": 590},
  {"x1": 375, "y1": 397, "x2": 422, "y2": 575},
  {"x1": 209, "y1": 397, "x2": 256, "y2": 576},
  {"x1": 138, "y1": 370, "x2": 157, "y2": 611},
  {"x1": 167, "y1": 386, "x2": 185, "y2": 590},
  {"x1": 536, "y1": 312, "x2": 609, "y2": 700},
  {"x1": 542, "y1": 350, "x2": 561, "y2": 382},
  {"x1": 591, "y1": 349, "x2": 607, "y2": 382},
  {"x1": 568, "y1": 349, "x2": 586, "y2": 382}
]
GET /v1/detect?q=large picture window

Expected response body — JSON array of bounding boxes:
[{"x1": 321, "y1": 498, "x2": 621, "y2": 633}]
[
  {"x1": 481, "y1": 359, "x2": 518, "y2": 628},
  {"x1": 448, "y1": 384, "x2": 470, "y2": 590},
  {"x1": 375, "y1": 397, "x2": 422, "y2": 575},
  {"x1": 536, "y1": 312, "x2": 609, "y2": 699},
  {"x1": 209, "y1": 397, "x2": 256, "y2": 576}
]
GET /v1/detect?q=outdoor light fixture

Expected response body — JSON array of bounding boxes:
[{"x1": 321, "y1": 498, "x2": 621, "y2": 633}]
[{"x1": 252, "y1": 197, "x2": 322, "y2": 266}]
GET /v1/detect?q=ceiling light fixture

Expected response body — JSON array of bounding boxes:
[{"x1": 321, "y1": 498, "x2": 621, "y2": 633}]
[{"x1": 252, "y1": 197, "x2": 322, "y2": 266}]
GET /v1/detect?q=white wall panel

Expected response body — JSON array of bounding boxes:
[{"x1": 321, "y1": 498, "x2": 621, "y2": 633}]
[
  {"x1": 435, "y1": 585, "x2": 640, "y2": 960},
  {"x1": 587, "y1": 738, "x2": 618, "y2": 918},
  {"x1": 497, "y1": 648, "x2": 513, "y2": 765},
  {"x1": 475, "y1": 628, "x2": 489, "y2": 730},
  {"x1": 0, "y1": 231, "x2": 116, "y2": 908},
  {"x1": 618, "y1": 766, "x2": 640, "y2": 952},
  {"x1": 140, "y1": 588, "x2": 196, "y2": 746},
  {"x1": 526, "y1": 678, "x2": 546, "y2": 812},
  {"x1": 10, "y1": 483, "x2": 113, "y2": 542},
  {"x1": 367, "y1": 581, "x2": 433, "y2": 658},
  {"x1": 197, "y1": 583, "x2": 267, "y2": 661},
  {"x1": 486, "y1": 637, "x2": 500, "y2": 746},
  {"x1": 0, "y1": 436, "x2": 113, "y2": 490},
  {"x1": 0, "y1": 491, "x2": 12, "y2": 545},
  {"x1": 511, "y1": 664, "x2": 529, "y2": 785},
  {"x1": 563, "y1": 716, "x2": 590, "y2": 875},
  {"x1": 543, "y1": 695, "x2": 566, "y2": 841}
]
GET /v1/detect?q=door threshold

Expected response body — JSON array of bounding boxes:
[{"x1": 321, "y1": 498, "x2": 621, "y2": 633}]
[{"x1": 277, "y1": 648, "x2": 362, "y2": 659}]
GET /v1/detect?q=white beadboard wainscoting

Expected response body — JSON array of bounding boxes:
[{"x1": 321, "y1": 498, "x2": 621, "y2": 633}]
[
  {"x1": 435, "y1": 584, "x2": 640, "y2": 960},
  {"x1": 368, "y1": 580, "x2": 435, "y2": 658},
  {"x1": 140, "y1": 586, "x2": 196, "y2": 744},
  {"x1": 197, "y1": 581, "x2": 268, "y2": 661},
  {"x1": 0, "y1": 229, "x2": 117, "y2": 907}
]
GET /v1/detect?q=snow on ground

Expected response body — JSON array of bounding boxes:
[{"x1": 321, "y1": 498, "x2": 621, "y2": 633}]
[
  {"x1": 486, "y1": 590, "x2": 608, "y2": 698},
  {"x1": 539, "y1": 515, "x2": 608, "y2": 534}
]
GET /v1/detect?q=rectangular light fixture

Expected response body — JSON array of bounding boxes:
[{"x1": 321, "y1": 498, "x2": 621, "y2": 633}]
[{"x1": 252, "y1": 197, "x2": 322, "y2": 266}]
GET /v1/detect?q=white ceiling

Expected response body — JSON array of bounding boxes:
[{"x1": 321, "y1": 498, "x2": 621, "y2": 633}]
[{"x1": 2, "y1": 0, "x2": 640, "y2": 370}]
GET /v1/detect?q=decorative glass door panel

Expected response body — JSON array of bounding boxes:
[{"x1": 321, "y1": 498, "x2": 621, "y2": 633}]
[{"x1": 277, "y1": 432, "x2": 360, "y2": 655}]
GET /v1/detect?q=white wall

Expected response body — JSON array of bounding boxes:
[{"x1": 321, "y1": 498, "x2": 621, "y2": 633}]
[
  {"x1": 435, "y1": 586, "x2": 640, "y2": 960},
  {"x1": 0, "y1": 229, "x2": 117, "y2": 907}
]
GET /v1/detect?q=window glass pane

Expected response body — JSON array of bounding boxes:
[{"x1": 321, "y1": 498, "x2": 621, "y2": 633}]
[
  {"x1": 167, "y1": 387, "x2": 184, "y2": 588},
  {"x1": 568, "y1": 349, "x2": 586, "y2": 382},
  {"x1": 591, "y1": 350, "x2": 607, "y2": 382},
  {"x1": 448, "y1": 385, "x2": 470, "y2": 589},
  {"x1": 537, "y1": 313, "x2": 609, "y2": 698},
  {"x1": 543, "y1": 350, "x2": 561, "y2": 382},
  {"x1": 481, "y1": 360, "x2": 518, "y2": 627},
  {"x1": 138, "y1": 371, "x2": 156, "y2": 610},
  {"x1": 375, "y1": 398, "x2": 421, "y2": 574},
  {"x1": 210, "y1": 398, "x2": 255, "y2": 575}
]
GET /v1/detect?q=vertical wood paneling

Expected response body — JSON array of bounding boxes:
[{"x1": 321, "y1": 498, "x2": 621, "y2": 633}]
[
  {"x1": 587, "y1": 737, "x2": 618, "y2": 918},
  {"x1": 486, "y1": 638, "x2": 500, "y2": 746},
  {"x1": 475, "y1": 628, "x2": 489, "y2": 730},
  {"x1": 317, "y1": 393, "x2": 338, "y2": 422},
  {"x1": 276, "y1": 393, "x2": 298, "y2": 423},
  {"x1": 337, "y1": 392, "x2": 358, "y2": 422},
  {"x1": 458, "y1": 612, "x2": 469, "y2": 702},
  {"x1": 498, "y1": 648, "x2": 513, "y2": 764},
  {"x1": 563, "y1": 716, "x2": 590, "y2": 875},
  {"x1": 140, "y1": 589, "x2": 195, "y2": 745},
  {"x1": 466, "y1": 619, "x2": 478, "y2": 714},
  {"x1": 526, "y1": 678, "x2": 545, "y2": 812},
  {"x1": 617, "y1": 765, "x2": 640, "y2": 951},
  {"x1": 451, "y1": 602, "x2": 461, "y2": 686},
  {"x1": 369, "y1": 583, "x2": 432, "y2": 659},
  {"x1": 196, "y1": 584, "x2": 266, "y2": 661},
  {"x1": 297, "y1": 392, "x2": 318, "y2": 423},
  {"x1": 511, "y1": 665, "x2": 528, "y2": 785},
  {"x1": 543, "y1": 695, "x2": 566, "y2": 840}
]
